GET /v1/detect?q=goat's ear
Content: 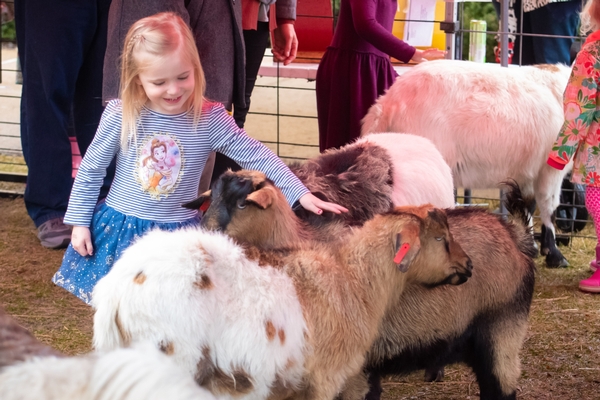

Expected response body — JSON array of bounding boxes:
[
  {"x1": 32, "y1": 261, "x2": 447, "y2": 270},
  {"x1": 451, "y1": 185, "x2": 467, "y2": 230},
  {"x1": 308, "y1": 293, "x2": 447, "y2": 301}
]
[
  {"x1": 394, "y1": 228, "x2": 421, "y2": 273},
  {"x1": 425, "y1": 208, "x2": 448, "y2": 230},
  {"x1": 245, "y1": 186, "x2": 276, "y2": 209},
  {"x1": 181, "y1": 190, "x2": 212, "y2": 211}
]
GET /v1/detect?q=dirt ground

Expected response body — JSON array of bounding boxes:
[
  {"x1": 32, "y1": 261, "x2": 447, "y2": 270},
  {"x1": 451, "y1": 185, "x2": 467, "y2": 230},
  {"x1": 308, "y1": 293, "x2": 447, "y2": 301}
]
[{"x1": 1, "y1": 195, "x2": 600, "y2": 399}]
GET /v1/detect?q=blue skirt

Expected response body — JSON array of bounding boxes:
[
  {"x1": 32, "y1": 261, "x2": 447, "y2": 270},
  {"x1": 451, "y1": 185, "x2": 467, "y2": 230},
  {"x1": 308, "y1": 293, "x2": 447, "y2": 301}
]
[{"x1": 52, "y1": 203, "x2": 200, "y2": 304}]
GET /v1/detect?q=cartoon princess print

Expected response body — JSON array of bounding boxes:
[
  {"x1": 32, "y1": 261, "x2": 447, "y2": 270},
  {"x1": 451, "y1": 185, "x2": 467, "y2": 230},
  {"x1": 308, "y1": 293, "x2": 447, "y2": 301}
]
[{"x1": 138, "y1": 135, "x2": 182, "y2": 198}]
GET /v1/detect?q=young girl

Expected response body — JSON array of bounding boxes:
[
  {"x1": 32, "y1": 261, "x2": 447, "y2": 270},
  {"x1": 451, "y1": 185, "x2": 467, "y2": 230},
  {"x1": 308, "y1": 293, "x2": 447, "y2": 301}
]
[
  {"x1": 547, "y1": 0, "x2": 600, "y2": 293},
  {"x1": 52, "y1": 12, "x2": 347, "y2": 304}
]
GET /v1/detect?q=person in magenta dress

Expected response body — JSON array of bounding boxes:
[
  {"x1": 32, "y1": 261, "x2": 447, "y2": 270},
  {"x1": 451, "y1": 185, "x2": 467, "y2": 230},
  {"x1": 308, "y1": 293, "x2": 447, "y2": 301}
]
[{"x1": 316, "y1": 0, "x2": 445, "y2": 152}]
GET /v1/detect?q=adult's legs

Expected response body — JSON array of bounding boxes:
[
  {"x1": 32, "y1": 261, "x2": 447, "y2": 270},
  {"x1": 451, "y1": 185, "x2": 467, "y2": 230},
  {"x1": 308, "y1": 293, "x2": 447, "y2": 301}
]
[
  {"x1": 233, "y1": 22, "x2": 271, "y2": 129},
  {"x1": 15, "y1": 0, "x2": 109, "y2": 227},
  {"x1": 527, "y1": 0, "x2": 582, "y2": 65},
  {"x1": 73, "y1": 0, "x2": 115, "y2": 199}
]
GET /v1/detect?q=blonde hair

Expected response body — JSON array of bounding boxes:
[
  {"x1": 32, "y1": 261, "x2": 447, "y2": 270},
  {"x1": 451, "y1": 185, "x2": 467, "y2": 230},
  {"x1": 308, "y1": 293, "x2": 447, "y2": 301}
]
[
  {"x1": 581, "y1": 0, "x2": 600, "y2": 35},
  {"x1": 119, "y1": 12, "x2": 206, "y2": 149}
]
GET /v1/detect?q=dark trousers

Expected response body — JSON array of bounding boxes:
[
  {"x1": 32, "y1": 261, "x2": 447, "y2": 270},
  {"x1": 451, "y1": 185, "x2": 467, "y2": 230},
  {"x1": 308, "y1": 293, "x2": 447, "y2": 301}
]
[
  {"x1": 212, "y1": 22, "x2": 270, "y2": 183},
  {"x1": 15, "y1": 0, "x2": 114, "y2": 227},
  {"x1": 493, "y1": 0, "x2": 582, "y2": 65},
  {"x1": 233, "y1": 21, "x2": 271, "y2": 128}
]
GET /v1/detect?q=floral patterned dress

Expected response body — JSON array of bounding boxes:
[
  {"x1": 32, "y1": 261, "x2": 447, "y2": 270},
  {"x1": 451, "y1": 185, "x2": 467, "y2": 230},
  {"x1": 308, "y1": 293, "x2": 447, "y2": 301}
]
[{"x1": 548, "y1": 30, "x2": 600, "y2": 187}]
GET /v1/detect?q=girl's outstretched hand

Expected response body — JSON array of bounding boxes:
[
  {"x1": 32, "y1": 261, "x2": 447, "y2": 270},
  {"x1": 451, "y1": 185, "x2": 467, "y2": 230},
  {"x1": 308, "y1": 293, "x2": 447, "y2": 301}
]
[
  {"x1": 72, "y1": 226, "x2": 94, "y2": 257},
  {"x1": 299, "y1": 193, "x2": 349, "y2": 215}
]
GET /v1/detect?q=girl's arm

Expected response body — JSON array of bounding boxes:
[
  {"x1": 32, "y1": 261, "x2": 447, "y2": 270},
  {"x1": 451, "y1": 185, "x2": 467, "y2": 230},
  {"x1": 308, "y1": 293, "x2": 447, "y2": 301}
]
[
  {"x1": 548, "y1": 49, "x2": 599, "y2": 169},
  {"x1": 209, "y1": 104, "x2": 347, "y2": 214}
]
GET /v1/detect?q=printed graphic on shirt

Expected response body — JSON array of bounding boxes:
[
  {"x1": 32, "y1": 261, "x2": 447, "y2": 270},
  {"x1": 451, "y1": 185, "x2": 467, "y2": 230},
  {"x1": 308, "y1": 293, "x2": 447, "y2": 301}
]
[{"x1": 136, "y1": 134, "x2": 184, "y2": 199}]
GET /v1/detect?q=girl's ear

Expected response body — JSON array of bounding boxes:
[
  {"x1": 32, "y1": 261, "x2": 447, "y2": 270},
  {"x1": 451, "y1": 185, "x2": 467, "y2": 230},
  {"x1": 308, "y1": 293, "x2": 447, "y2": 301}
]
[{"x1": 134, "y1": 76, "x2": 142, "y2": 85}]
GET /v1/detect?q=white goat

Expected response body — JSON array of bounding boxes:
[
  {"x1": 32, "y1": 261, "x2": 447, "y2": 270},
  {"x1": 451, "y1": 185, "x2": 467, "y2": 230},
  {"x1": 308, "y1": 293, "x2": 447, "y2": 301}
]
[
  {"x1": 362, "y1": 60, "x2": 572, "y2": 267},
  {"x1": 92, "y1": 205, "x2": 472, "y2": 399},
  {"x1": 0, "y1": 342, "x2": 216, "y2": 400}
]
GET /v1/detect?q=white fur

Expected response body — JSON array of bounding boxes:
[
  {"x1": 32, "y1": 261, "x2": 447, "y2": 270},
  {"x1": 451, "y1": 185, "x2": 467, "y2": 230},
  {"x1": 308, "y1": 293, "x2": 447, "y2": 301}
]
[
  {"x1": 362, "y1": 60, "x2": 573, "y2": 242},
  {"x1": 0, "y1": 342, "x2": 216, "y2": 400},
  {"x1": 92, "y1": 229, "x2": 307, "y2": 400},
  {"x1": 357, "y1": 133, "x2": 455, "y2": 208}
]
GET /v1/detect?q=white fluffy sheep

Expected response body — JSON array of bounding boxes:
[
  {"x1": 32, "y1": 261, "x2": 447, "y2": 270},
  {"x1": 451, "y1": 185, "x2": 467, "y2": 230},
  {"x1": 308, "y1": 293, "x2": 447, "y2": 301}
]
[
  {"x1": 92, "y1": 204, "x2": 472, "y2": 399},
  {"x1": 362, "y1": 60, "x2": 572, "y2": 267},
  {"x1": 0, "y1": 343, "x2": 216, "y2": 400},
  {"x1": 0, "y1": 307, "x2": 215, "y2": 400}
]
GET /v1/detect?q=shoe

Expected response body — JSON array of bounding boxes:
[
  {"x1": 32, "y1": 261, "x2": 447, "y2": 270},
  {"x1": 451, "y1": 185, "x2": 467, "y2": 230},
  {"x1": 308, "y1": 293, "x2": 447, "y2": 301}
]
[
  {"x1": 579, "y1": 269, "x2": 600, "y2": 293},
  {"x1": 37, "y1": 218, "x2": 72, "y2": 249},
  {"x1": 591, "y1": 245, "x2": 600, "y2": 272}
]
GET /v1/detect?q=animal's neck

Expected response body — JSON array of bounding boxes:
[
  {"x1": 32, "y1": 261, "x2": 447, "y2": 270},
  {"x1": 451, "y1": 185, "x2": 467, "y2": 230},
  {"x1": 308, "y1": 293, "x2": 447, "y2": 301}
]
[
  {"x1": 341, "y1": 234, "x2": 401, "y2": 321},
  {"x1": 264, "y1": 205, "x2": 312, "y2": 250}
]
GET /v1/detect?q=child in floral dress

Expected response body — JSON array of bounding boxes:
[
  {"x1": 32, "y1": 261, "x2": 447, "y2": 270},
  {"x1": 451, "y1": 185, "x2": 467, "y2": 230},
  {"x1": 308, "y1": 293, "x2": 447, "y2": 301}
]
[{"x1": 547, "y1": 0, "x2": 600, "y2": 293}]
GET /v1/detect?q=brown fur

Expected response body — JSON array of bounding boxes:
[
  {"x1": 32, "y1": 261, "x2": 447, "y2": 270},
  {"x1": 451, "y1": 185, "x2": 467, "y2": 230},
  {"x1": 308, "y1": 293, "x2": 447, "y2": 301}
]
[
  {"x1": 114, "y1": 309, "x2": 131, "y2": 346},
  {"x1": 0, "y1": 307, "x2": 63, "y2": 368},
  {"x1": 278, "y1": 329, "x2": 286, "y2": 345},
  {"x1": 194, "y1": 274, "x2": 213, "y2": 290},
  {"x1": 266, "y1": 320, "x2": 277, "y2": 341},
  {"x1": 196, "y1": 345, "x2": 255, "y2": 396},
  {"x1": 159, "y1": 340, "x2": 175, "y2": 355},
  {"x1": 133, "y1": 271, "x2": 146, "y2": 284}
]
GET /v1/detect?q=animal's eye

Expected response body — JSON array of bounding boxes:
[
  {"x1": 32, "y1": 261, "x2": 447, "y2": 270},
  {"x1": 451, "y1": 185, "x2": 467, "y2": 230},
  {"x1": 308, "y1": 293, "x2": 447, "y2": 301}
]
[
  {"x1": 435, "y1": 237, "x2": 443, "y2": 241},
  {"x1": 237, "y1": 200, "x2": 246, "y2": 210}
]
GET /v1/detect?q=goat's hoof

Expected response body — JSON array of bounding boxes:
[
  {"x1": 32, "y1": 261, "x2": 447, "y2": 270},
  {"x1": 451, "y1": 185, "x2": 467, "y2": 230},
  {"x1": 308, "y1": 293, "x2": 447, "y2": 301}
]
[
  {"x1": 424, "y1": 367, "x2": 444, "y2": 382},
  {"x1": 545, "y1": 253, "x2": 569, "y2": 268}
]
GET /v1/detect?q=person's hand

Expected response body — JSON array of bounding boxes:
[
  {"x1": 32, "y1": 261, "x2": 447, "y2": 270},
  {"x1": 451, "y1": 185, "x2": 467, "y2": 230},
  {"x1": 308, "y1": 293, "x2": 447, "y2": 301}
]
[
  {"x1": 272, "y1": 22, "x2": 298, "y2": 65},
  {"x1": 298, "y1": 193, "x2": 349, "y2": 215},
  {"x1": 411, "y1": 48, "x2": 447, "y2": 63},
  {"x1": 72, "y1": 226, "x2": 94, "y2": 257}
]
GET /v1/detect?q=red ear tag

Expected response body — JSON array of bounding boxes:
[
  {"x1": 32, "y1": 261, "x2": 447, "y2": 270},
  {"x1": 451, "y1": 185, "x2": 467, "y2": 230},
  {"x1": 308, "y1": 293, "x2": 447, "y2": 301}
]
[
  {"x1": 394, "y1": 243, "x2": 411, "y2": 264},
  {"x1": 200, "y1": 199, "x2": 211, "y2": 212}
]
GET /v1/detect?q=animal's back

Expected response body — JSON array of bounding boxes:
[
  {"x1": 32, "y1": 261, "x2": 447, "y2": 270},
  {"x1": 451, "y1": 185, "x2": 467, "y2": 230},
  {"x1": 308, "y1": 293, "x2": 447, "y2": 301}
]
[
  {"x1": 357, "y1": 133, "x2": 455, "y2": 208},
  {"x1": 362, "y1": 60, "x2": 570, "y2": 191}
]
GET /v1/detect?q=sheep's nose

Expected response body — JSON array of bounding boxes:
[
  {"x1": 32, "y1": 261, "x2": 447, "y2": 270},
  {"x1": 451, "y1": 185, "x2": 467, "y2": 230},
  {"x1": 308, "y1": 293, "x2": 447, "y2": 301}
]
[{"x1": 466, "y1": 259, "x2": 473, "y2": 272}]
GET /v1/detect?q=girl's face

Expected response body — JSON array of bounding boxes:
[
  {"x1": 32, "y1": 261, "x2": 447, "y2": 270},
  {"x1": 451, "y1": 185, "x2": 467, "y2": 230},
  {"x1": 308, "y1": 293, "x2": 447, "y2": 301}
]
[{"x1": 136, "y1": 49, "x2": 195, "y2": 115}]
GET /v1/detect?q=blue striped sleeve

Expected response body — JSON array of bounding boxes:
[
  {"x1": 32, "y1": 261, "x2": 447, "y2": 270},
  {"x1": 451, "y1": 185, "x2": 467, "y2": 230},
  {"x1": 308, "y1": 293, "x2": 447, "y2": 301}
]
[{"x1": 64, "y1": 100, "x2": 122, "y2": 226}]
